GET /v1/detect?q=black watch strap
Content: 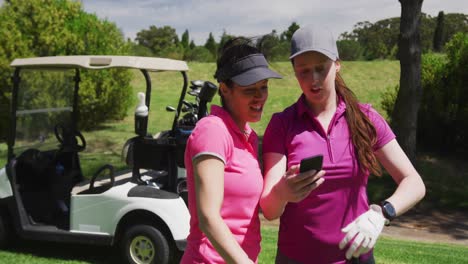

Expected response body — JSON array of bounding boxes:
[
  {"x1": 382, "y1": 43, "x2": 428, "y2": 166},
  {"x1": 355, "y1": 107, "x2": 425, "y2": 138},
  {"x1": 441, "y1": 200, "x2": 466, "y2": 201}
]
[{"x1": 380, "y1": 201, "x2": 397, "y2": 223}]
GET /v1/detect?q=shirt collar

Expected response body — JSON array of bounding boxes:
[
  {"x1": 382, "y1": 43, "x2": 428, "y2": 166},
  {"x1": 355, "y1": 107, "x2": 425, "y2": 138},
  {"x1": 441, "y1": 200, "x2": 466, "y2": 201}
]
[
  {"x1": 296, "y1": 94, "x2": 347, "y2": 119},
  {"x1": 210, "y1": 105, "x2": 253, "y2": 136}
]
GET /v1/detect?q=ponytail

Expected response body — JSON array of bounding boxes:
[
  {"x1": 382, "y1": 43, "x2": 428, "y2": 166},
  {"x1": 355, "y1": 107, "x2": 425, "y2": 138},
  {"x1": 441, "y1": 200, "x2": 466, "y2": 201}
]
[{"x1": 335, "y1": 73, "x2": 382, "y2": 176}]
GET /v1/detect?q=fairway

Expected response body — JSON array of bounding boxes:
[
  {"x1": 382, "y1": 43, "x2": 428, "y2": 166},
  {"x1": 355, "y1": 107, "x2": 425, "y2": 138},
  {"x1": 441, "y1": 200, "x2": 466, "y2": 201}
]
[
  {"x1": 0, "y1": 226, "x2": 467, "y2": 264},
  {"x1": 259, "y1": 226, "x2": 468, "y2": 264}
]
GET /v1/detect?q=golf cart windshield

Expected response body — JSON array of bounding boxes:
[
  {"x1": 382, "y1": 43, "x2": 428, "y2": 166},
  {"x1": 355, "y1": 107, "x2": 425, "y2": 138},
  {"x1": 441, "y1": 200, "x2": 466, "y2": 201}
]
[
  {"x1": 14, "y1": 69, "x2": 75, "y2": 154},
  {"x1": 9, "y1": 56, "x2": 190, "y2": 178}
]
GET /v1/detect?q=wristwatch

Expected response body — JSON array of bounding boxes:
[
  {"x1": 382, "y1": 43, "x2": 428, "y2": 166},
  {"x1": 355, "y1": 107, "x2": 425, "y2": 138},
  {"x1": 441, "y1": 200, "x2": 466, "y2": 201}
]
[{"x1": 380, "y1": 201, "x2": 396, "y2": 225}]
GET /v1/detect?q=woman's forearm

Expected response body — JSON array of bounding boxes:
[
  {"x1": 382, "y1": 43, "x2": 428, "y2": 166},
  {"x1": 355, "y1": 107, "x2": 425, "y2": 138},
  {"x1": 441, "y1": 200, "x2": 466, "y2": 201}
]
[
  {"x1": 375, "y1": 139, "x2": 426, "y2": 217},
  {"x1": 261, "y1": 153, "x2": 289, "y2": 220},
  {"x1": 386, "y1": 174, "x2": 425, "y2": 216},
  {"x1": 260, "y1": 185, "x2": 288, "y2": 220}
]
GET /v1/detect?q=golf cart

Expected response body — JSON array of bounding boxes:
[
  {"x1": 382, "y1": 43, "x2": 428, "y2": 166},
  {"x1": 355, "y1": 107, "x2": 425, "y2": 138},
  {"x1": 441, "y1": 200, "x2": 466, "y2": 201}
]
[{"x1": 0, "y1": 56, "x2": 217, "y2": 263}]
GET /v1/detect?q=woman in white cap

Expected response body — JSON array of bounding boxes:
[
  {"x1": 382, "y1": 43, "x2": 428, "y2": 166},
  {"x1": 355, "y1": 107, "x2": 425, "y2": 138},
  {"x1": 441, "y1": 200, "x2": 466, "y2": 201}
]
[
  {"x1": 180, "y1": 38, "x2": 283, "y2": 264},
  {"x1": 260, "y1": 26, "x2": 425, "y2": 264}
]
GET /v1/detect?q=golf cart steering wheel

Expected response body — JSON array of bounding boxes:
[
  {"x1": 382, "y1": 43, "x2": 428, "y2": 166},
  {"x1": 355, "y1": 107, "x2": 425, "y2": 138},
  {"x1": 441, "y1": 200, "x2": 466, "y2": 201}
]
[
  {"x1": 89, "y1": 164, "x2": 115, "y2": 192},
  {"x1": 54, "y1": 124, "x2": 86, "y2": 152}
]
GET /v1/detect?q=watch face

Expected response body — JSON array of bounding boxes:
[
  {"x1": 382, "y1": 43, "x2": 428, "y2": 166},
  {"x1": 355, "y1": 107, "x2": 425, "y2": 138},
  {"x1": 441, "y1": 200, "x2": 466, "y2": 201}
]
[{"x1": 383, "y1": 201, "x2": 396, "y2": 220}]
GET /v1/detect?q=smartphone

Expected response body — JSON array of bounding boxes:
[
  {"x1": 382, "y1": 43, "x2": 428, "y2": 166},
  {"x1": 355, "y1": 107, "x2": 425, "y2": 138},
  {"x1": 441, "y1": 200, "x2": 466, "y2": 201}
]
[{"x1": 299, "y1": 154, "x2": 323, "y2": 173}]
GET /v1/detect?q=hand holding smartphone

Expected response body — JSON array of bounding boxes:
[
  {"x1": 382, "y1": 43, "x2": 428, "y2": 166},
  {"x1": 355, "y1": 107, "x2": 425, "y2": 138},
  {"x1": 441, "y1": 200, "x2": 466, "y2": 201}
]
[{"x1": 299, "y1": 154, "x2": 323, "y2": 174}]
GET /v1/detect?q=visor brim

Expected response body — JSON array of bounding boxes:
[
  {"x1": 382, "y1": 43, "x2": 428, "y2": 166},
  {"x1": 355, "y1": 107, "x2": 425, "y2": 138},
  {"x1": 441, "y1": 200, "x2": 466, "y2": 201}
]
[{"x1": 231, "y1": 67, "x2": 282, "y2": 86}]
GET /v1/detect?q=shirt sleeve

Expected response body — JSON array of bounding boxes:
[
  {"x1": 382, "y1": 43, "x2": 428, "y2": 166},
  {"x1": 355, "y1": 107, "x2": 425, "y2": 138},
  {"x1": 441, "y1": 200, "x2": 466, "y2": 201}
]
[
  {"x1": 187, "y1": 117, "x2": 232, "y2": 164},
  {"x1": 262, "y1": 113, "x2": 287, "y2": 155},
  {"x1": 365, "y1": 105, "x2": 396, "y2": 151}
]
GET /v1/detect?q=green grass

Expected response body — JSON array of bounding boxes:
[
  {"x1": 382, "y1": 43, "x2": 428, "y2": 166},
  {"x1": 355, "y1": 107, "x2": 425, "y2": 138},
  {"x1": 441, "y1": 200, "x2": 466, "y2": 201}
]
[
  {"x1": 374, "y1": 237, "x2": 468, "y2": 264},
  {"x1": 0, "y1": 144, "x2": 6, "y2": 169},
  {"x1": 1, "y1": 226, "x2": 466, "y2": 263},
  {"x1": 0, "y1": 240, "x2": 115, "y2": 263},
  {"x1": 259, "y1": 226, "x2": 468, "y2": 264}
]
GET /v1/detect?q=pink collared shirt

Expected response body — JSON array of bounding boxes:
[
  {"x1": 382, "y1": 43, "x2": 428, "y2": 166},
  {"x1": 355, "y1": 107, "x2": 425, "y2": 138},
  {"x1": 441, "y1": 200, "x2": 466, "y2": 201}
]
[
  {"x1": 263, "y1": 95, "x2": 395, "y2": 264},
  {"x1": 181, "y1": 105, "x2": 263, "y2": 264}
]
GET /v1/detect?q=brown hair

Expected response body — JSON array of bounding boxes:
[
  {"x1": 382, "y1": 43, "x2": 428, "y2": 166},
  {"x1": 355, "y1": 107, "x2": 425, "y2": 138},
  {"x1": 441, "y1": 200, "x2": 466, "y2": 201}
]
[{"x1": 335, "y1": 73, "x2": 382, "y2": 176}]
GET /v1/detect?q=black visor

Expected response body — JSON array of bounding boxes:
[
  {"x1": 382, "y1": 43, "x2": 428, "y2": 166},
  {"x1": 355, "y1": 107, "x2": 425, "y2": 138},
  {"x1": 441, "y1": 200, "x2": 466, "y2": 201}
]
[{"x1": 215, "y1": 54, "x2": 282, "y2": 86}]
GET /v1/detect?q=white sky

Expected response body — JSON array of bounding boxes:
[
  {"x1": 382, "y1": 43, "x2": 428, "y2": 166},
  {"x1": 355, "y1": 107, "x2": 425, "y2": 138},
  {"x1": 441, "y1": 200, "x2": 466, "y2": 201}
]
[{"x1": 2, "y1": 0, "x2": 468, "y2": 45}]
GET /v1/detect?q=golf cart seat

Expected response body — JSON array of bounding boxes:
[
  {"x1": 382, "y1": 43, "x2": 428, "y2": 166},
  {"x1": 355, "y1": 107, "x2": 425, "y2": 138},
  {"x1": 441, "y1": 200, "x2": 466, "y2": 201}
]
[
  {"x1": 15, "y1": 149, "x2": 58, "y2": 224},
  {"x1": 15, "y1": 145, "x2": 82, "y2": 227}
]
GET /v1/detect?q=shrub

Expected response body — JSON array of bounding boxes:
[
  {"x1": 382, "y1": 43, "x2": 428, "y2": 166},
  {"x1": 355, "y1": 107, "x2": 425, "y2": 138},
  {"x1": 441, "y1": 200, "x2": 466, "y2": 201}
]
[
  {"x1": 0, "y1": 0, "x2": 132, "y2": 141},
  {"x1": 381, "y1": 85, "x2": 399, "y2": 123},
  {"x1": 184, "y1": 46, "x2": 214, "y2": 62},
  {"x1": 381, "y1": 33, "x2": 468, "y2": 154},
  {"x1": 416, "y1": 53, "x2": 448, "y2": 152},
  {"x1": 441, "y1": 33, "x2": 468, "y2": 153},
  {"x1": 337, "y1": 40, "x2": 364, "y2": 61}
]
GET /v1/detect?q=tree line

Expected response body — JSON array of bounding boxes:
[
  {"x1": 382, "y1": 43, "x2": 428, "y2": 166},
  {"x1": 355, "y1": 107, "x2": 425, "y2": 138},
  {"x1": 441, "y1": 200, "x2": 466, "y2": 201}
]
[
  {"x1": 132, "y1": 12, "x2": 467, "y2": 61},
  {"x1": 130, "y1": 22, "x2": 300, "y2": 62}
]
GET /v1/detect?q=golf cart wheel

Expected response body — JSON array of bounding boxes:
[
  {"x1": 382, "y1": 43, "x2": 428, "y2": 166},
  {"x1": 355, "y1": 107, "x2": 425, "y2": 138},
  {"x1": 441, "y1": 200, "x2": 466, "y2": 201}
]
[{"x1": 121, "y1": 224, "x2": 170, "y2": 264}]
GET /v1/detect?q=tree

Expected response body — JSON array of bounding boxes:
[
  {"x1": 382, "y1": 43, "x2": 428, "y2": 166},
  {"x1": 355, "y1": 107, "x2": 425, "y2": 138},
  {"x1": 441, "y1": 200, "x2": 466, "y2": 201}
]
[
  {"x1": 281, "y1": 22, "x2": 300, "y2": 42},
  {"x1": 204, "y1": 32, "x2": 217, "y2": 59},
  {"x1": 256, "y1": 30, "x2": 289, "y2": 61},
  {"x1": 219, "y1": 30, "x2": 235, "y2": 52},
  {"x1": 135, "y1": 25, "x2": 181, "y2": 57},
  {"x1": 419, "y1": 13, "x2": 437, "y2": 54},
  {"x1": 443, "y1": 13, "x2": 468, "y2": 46},
  {"x1": 0, "y1": 0, "x2": 132, "y2": 140},
  {"x1": 181, "y1": 29, "x2": 190, "y2": 49},
  {"x1": 130, "y1": 43, "x2": 154, "y2": 56},
  {"x1": 337, "y1": 39, "x2": 363, "y2": 61},
  {"x1": 391, "y1": 0, "x2": 424, "y2": 162},
  {"x1": 346, "y1": 19, "x2": 400, "y2": 59},
  {"x1": 257, "y1": 30, "x2": 280, "y2": 60},
  {"x1": 189, "y1": 40, "x2": 196, "y2": 50},
  {"x1": 433, "y1": 11, "x2": 445, "y2": 52},
  {"x1": 343, "y1": 14, "x2": 449, "y2": 59},
  {"x1": 184, "y1": 46, "x2": 214, "y2": 62}
]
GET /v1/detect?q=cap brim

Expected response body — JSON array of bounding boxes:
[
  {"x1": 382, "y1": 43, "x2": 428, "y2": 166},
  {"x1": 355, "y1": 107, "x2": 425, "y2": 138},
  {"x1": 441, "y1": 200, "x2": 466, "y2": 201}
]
[
  {"x1": 289, "y1": 48, "x2": 338, "y2": 61},
  {"x1": 231, "y1": 67, "x2": 282, "y2": 86}
]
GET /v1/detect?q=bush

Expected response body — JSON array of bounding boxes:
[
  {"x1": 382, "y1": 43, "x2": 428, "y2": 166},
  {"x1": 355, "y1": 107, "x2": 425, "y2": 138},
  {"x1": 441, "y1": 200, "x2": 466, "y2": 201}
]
[
  {"x1": 441, "y1": 33, "x2": 468, "y2": 152},
  {"x1": 381, "y1": 33, "x2": 468, "y2": 154},
  {"x1": 184, "y1": 46, "x2": 214, "y2": 62},
  {"x1": 0, "y1": 0, "x2": 132, "y2": 140},
  {"x1": 381, "y1": 85, "x2": 399, "y2": 123},
  {"x1": 416, "y1": 53, "x2": 448, "y2": 152},
  {"x1": 337, "y1": 40, "x2": 364, "y2": 61},
  {"x1": 130, "y1": 44, "x2": 155, "y2": 57}
]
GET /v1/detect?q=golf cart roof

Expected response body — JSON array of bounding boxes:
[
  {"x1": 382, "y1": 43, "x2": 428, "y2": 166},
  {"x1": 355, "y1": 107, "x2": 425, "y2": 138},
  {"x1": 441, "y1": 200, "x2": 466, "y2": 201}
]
[{"x1": 10, "y1": 55, "x2": 189, "y2": 72}]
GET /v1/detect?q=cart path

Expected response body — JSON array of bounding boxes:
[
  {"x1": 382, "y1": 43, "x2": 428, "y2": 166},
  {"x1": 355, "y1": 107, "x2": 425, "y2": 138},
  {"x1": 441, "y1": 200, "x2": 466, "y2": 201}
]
[{"x1": 260, "y1": 209, "x2": 468, "y2": 247}]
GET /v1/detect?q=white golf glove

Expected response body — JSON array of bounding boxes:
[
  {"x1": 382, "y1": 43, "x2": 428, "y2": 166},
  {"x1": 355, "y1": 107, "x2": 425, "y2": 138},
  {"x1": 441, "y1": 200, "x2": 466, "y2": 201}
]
[{"x1": 339, "y1": 204, "x2": 386, "y2": 259}]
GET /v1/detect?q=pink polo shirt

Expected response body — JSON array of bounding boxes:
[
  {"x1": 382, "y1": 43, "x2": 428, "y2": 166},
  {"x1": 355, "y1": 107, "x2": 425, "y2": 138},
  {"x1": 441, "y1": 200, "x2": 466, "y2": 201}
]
[
  {"x1": 181, "y1": 105, "x2": 263, "y2": 264},
  {"x1": 262, "y1": 95, "x2": 395, "y2": 264}
]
